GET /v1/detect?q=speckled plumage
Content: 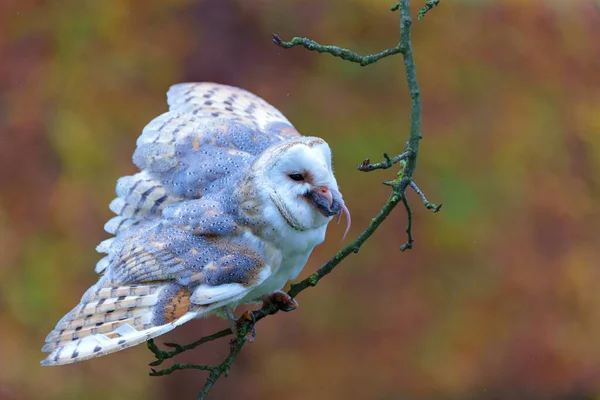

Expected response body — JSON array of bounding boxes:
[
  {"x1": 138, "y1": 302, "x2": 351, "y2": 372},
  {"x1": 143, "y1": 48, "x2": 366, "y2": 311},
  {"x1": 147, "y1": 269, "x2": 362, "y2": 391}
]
[{"x1": 41, "y1": 83, "x2": 347, "y2": 366}]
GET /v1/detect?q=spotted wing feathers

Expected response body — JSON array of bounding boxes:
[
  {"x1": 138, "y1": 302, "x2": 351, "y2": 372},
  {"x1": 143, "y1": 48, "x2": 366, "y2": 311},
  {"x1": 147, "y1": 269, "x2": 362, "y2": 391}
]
[{"x1": 167, "y1": 82, "x2": 299, "y2": 136}]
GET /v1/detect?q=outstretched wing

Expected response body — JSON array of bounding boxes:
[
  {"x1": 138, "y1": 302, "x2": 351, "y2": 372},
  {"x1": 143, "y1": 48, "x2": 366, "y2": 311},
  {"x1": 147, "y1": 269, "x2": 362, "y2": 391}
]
[
  {"x1": 96, "y1": 83, "x2": 300, "y2": 273},
  {"x1": 42, "y1": 201, "x2": 281, "y2": 366}
]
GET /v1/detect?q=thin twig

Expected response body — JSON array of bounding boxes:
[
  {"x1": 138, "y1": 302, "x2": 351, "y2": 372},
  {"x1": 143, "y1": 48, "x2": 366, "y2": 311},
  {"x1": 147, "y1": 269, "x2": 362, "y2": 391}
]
[
  {"x1": 358, "y1": 150, "x2": 412, "y2": 172},
  {"x1": 149, "y1": 363, "x2": 215, "y2": 377},
  {"x1": 272, "y1": 34, "x2": 403, "y2": 67},
  {"x1": 147, "y1": 328, "x2": 232, "y2": 366},
  {"x1": 400, "y1": 195, "x2": 414, "y2": 251},
  {"x1": 418, "y1": 0, "x2": 441, "y2": 20},
  {"x1": 410, "y1": 181, "x2": 442, "y2": 212}
]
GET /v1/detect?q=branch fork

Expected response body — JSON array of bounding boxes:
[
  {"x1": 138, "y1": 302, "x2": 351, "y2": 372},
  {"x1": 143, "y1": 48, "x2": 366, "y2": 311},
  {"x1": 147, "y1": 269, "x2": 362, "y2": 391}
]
[{"x1": 359, "y1": 150, "x2": 440, "y2": 251}]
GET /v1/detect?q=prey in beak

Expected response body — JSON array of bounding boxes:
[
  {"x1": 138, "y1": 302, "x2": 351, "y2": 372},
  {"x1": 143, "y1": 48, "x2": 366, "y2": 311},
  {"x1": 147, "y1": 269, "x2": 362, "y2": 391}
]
[{"x1": 303, "y1": 186, "x2": 352, "y2": 240}]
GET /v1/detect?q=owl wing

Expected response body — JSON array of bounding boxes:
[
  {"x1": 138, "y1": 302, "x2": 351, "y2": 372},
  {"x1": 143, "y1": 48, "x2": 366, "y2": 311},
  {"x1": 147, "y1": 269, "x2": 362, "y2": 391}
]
[
  {"x1": 95, "y1": 83, "x2": 300, "y2": 273},
  {"x1": 134, "y1": 82, "x2": 301, "y2": 177},
  {"x1": 42, "y1": 197, "x2": 280, "y2": 366},
  {"x1": 167, "y1": 82, "x2": 300, "y2": 136},
  {"x1": 166, "y1": 82, "x2": 301, "y2": 140}
]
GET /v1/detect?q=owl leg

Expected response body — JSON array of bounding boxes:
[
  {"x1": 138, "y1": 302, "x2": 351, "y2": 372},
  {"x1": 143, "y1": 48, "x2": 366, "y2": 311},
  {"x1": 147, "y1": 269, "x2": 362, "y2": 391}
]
[
  {"x1": 224, "y1": 306, "x2": 256, "y2": 343},
  {"x1": 262, "y1": 290, "x2": 298, "y2": 312}
]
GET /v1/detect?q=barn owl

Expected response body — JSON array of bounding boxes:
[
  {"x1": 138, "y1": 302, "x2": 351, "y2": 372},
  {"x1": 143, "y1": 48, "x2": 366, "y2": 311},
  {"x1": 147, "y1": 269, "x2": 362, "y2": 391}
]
[{"x1": 41, "y1": 83, "x2": 350, "y2": 366}]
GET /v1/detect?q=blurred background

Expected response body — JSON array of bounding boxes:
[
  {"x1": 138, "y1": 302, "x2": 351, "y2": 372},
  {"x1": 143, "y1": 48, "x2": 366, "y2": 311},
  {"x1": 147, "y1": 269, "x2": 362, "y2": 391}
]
[{"x1": 1, "y1": 0, "x2": 600, "y2": 399}]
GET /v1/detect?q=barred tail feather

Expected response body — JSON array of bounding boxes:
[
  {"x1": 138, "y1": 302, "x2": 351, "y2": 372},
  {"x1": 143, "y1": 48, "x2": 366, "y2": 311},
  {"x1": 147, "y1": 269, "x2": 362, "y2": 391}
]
[{"x1": 41, "y1": 281, "x2": 206, "y2": 366}]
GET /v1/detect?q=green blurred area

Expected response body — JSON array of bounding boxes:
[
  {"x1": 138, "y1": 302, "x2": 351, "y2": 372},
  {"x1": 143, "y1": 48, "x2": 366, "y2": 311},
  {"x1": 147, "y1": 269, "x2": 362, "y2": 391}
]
[{"x1": 1, "y1": 0, "x2": 600, "y2": 399}]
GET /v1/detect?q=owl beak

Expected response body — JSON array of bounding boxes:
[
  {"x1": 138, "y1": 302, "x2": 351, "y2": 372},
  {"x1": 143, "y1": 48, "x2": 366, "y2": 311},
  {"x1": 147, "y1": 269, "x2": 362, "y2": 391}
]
[
  {"x1": 303, "y1": 186, "x2": 351, "y2": 240},
  {"x1": 313, "y1": 186, "x2": 333, "y2": 207},
  {"x1": 303, "y1": 186, "x2": 340, "y2": 217}
]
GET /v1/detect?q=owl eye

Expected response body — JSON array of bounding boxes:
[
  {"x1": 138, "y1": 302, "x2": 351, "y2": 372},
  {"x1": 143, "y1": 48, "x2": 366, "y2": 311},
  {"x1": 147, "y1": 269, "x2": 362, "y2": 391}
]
[{"x1": 288, "y1": 173, "x2": 305, "y2": 182}]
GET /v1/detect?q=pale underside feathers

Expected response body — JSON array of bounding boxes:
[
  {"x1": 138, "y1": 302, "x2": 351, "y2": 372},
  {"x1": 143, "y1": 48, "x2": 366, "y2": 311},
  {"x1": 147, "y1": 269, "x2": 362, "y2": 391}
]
[{"x1": 42, "y1": 83, "x2": 304, "y2": 366}]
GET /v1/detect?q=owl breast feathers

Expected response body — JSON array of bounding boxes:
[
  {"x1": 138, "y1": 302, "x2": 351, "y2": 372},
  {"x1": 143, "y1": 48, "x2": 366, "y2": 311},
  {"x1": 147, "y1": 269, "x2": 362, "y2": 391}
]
[{"x1": 41, "y1": 82, "x2": 350, "y2": 366}]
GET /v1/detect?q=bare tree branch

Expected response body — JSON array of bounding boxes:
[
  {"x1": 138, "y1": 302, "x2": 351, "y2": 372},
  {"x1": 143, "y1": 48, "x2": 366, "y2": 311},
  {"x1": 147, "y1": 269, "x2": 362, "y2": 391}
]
[
  {"x1": 358, "y1": 150, "x2": 412, "y2": 172},
  {"x1": 410, "y1": 181, "x2": 443, "y2": 212},
  {"x1": 272, "y1": 33, "x2": 403, "y2": 67},
  {"x1": 417, "y1": 0, "x2": 441, "y2": 20}
]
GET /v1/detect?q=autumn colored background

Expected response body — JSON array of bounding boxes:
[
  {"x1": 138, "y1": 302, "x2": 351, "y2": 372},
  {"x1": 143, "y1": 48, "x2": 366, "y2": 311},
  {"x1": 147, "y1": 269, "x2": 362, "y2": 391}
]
[{"x1": 1, "y1": 0, "x2": 599, "y2": 399}]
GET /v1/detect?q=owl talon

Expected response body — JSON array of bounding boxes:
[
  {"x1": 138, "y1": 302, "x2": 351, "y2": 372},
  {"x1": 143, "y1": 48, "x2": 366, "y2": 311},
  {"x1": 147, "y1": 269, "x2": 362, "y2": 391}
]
[
  {"x1": 235, "y1": 311, "x2": 256, "y2": 342},
  {"x1": 225, "y1": 309, "x2": 257, "y2": 343},
  {"x1": 262, "y1": 290, "x2": 298, "y2": 312},
  {"x1": 245, "y1": 328, "x2": 256, "y2": 343}
]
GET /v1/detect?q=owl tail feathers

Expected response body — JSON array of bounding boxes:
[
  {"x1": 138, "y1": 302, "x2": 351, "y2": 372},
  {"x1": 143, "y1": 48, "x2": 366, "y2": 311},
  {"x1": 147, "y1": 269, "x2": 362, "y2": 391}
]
[{"x1": 41, "y1": 281, "x2": 204, "y2": 366}]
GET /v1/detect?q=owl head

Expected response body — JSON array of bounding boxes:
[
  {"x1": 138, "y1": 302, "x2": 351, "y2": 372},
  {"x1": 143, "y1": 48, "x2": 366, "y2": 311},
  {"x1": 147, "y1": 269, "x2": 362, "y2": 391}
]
[{"x1": 250, "y1": 137, "x2": 350, "y2": 238}]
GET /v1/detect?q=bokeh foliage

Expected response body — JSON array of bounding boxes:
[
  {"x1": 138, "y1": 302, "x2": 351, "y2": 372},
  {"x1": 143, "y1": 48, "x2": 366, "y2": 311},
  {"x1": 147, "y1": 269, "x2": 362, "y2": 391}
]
[{"x1": 1, "y1": 0, "x2": 599, "y2": 399}]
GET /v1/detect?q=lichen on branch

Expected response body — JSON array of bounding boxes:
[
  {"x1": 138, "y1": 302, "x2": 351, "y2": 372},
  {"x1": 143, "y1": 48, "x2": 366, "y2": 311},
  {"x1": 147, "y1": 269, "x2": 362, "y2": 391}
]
[{"x1": 418, "y1": 0, "x2": 441, "y2": 20}]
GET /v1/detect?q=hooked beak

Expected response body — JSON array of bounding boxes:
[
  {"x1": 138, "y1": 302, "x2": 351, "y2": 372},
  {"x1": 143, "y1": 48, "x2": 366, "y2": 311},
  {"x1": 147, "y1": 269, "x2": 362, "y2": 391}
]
[
  {"x1": 314, "y1": 186, "x2": 333, "y2": 207},
  {"x1": 303, "y1": 186, "x2": 352, "y2": 240},
  {"x1": 304, "y1": 186, "x2": 338, "y2": 216}
]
